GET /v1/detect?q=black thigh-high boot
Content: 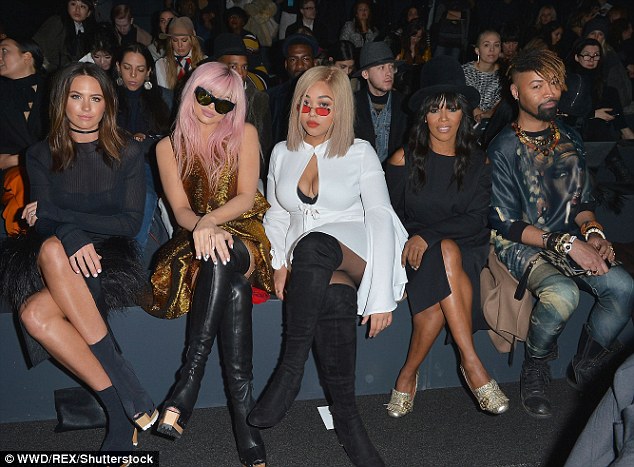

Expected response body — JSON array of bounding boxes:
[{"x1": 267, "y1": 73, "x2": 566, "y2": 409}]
[
  {"x1": 249, "y1": 232, "x2": 343, "y2": 428},
  {"x1": 156, "y1": 239, "x2": 251, "y2": 439},
  {"x1": 220, "y1": 273, "x2": 266, "y2": 467},
  {"x1": 90, "y1": 332, "x2": 157, "y2": 431},
  {"x1": 314, "y1": 284, "x2": 384, "y2": 467}
]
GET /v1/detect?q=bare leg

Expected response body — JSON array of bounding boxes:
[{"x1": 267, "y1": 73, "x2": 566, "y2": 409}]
[
  {"x1": 438, "y1": 239, "x2": 490, "y2": 388},
  {"x1": 393, "y1": 305, "x2": 445, "y2": 396},
  {"x1": 20, "y1": 289, "x2": 111, "y2": 391}
]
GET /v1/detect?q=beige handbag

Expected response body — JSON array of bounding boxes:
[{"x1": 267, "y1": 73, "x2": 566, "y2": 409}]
[{"x1": 480, "y1": 246, "x2": 534, "y2": 360}]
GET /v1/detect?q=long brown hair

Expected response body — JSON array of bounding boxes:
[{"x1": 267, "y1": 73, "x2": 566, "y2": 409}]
[{"x1": 49, "y1": 62, "x2": 125, "y2": 171}]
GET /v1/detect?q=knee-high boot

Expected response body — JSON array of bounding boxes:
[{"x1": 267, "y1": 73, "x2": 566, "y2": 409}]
[
  {"x1": 89, "y1": 332, "x2": 157, "y2": 431},
  {"x1": 314, "y1": 284, "x2": 384, "y2": 467},
  {"x1": 221, "y1": 273, "x2": 266, "y2": 467},
  {"x1": 156, "y1": 239, "x2": 251, "y2": 439},
  {"x1": 249, "y1": 232, "x2": 343, "y2": 428}
]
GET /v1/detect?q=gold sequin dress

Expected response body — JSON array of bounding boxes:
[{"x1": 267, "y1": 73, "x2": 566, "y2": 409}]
[{"x1": 144, "y1": 155, "x2": 274, "y2": 319}]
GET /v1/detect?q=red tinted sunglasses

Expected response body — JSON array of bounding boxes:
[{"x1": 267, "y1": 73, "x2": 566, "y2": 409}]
[{"x1": 298, "y1": 103, "x2": 331, "y2": 116}]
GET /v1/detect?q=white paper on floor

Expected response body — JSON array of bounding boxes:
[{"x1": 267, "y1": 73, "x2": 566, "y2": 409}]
[{"x1": 317, "y1": 405, "x2": 334, "y2": 430}]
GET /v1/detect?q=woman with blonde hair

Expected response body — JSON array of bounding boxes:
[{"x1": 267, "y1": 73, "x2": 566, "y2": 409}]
[
  {"x1": 249, "y1": 66, "x2": 407, "y2": 467},
  {"x1": 154, "y1": 16, "x2": 206, "y2": 90},
  {"x1": 144, "y1": 61, "x2": 273, "y2": 467}
]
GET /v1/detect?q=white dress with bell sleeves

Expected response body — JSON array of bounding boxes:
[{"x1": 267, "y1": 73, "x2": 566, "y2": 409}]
[{"x1": 264, "y1": 138, "x2": 408, "y2": 316}]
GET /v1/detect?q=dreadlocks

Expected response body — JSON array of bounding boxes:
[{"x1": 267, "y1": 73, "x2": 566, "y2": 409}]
[{"x1": 507, "y1": 48, "x2": 567, "y2": 91}]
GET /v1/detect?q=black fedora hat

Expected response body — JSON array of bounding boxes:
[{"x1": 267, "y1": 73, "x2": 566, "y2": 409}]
[
  {"x1": 212, "y1": 33, "x2": 248, "y2": 59},
  {"x1": 352, "y1": 41, "x2": 403, "y2": 77},
  {"x1": 408, "y1": 55, "x2": 480, "y2": 112}
]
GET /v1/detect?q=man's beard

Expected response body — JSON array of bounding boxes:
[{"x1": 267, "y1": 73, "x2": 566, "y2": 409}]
[{"x1": 518, "y1": 98, "x2": 559, "y2": 122}]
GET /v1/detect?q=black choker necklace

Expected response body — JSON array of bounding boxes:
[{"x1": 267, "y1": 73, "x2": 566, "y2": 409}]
[{"x1": 70, "y1": 127, "x2": 99, "y2": 134}]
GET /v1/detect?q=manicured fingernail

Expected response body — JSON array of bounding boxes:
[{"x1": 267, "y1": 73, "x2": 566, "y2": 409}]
[
  {"x1": 222, "y1": 260, "x2": 226, "y2": 265},
  {"x1": 97, "y1": 269, "x2": 102, "y2": 273},
  {"x1": 93, "y1": 273, "x2": 98, "y2": 278},
  {"x1": 85, "y1": 274, "x2": 90, "y2": 278},
  {"x1": 196, "y1": 255, "x2": 201, "y2": 260},
  {"x1": 229, "y1": 244, "x2": 233, "y2": 249},
  {"x1": 226, "y1": 257, "x2": 230, "y2": 262}
]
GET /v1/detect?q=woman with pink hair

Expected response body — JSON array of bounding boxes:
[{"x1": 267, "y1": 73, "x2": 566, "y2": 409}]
[{"x1": 143, "y1": 61, "x2": 273, "y2": 467}]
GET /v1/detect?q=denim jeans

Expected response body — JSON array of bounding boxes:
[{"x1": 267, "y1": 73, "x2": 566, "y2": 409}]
[{"x1": 525, "y1": 260, "x2": 634, "y2": 358}]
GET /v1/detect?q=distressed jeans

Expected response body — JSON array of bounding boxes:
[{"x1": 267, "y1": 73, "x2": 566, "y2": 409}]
[{"x1": 525, "y1": 261, "x2": 634, "y2": 358}]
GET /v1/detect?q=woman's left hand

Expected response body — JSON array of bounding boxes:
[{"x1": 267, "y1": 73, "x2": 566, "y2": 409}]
[
  {"x1": 21, "y1": 201, "x2": 38, "y2": 227},
  {"x1": 361, "y1": 311, "x2": 392, "y2": 338},
  {"x1": 401, "y1": 235, "x2": 428, "y2": 270},
  {"x1": 193, "y1": 215, "x2": 234, "y2": 264}
]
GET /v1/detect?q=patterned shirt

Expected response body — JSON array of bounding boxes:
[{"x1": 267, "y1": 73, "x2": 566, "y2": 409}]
[{"x1": 462, "y1": 61, "x2": 501, "y2": 112}]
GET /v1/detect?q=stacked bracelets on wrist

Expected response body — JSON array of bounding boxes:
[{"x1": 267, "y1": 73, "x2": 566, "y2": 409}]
[
  {"x1": 580, "y1": 220, "x2": 606, "y2": 240},
  {"x1": 542, "y1": 232, "x2": 576, "y2": 255}
]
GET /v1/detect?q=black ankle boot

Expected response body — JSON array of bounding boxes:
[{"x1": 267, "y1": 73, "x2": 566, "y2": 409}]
[
  {"x1": 520, "y1": 350, "x2": 556, "y2": 419},
  {"x1": 567, "y1": 324, "x2": 623, "y2": 392},
  {"x1": 315, "y1": 284, "x2": 384, "y2": 467},
  {"x1": 157, "y1": 241, "x2": 250, "y2": 439},
  {"x1": 96, "y1": 386, "x2": 135, "y2": 452},
  {"x1": 249, "y1": 233, "x2": 343, "y2": 428},
  {"x1": 90, "y1": 333, "x2": 157, "y2": 430},
  {"x1": 223, "y1": 274, "x2": 266, "y2": 467}
]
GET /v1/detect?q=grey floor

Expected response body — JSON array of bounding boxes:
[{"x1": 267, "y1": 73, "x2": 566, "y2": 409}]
[{"x1": 0, "y1": 378, "x2": 596, "y2": 467}]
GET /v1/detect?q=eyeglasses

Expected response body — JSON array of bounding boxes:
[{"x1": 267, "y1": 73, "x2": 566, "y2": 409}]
[
  {"x1": 298, "y1": 103, "x2": 331, "y2": 116},
  {"x1": 194, "y1": 86, "x2": 235, "y2": 114},
  {"x1": 578, "y1": 53, "x2": 600, "y2": 62}
]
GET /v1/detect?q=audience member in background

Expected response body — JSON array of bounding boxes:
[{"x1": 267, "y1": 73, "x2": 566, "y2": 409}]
[
  {"x1": 563, "y1": 38, "x2": 634, "y2": 142},
  {"x1": 249, "y1": 66, "x2": 408, "y2": 467},
  {"x1": 149, "y1": 8, "x2": 176, "y2": 61},
  {"x1": 462, "y1": 30, "x2": 502, "y2": 127},
  {"x1": 33, "y1": 0, "x2": 97, "y2": 72},
  {"x1": 0, "y1": 37, "x2": 47, "y2": 236},
  {"x1": 155, "y1": 16, "x2": 206, "y2": 91},
  {"x1": 525, "y1": 21, "x2": 565, "y2": 57},
  {"x1": 385, "y1": 56, "x2": 509, "y2": 420},
  {"x1": 584, "y1": 16, "x2": 632, "y2": 113},
  {"x1": 267, "y1": 33, "x2": 317, "y2": 146},
  {"x1": 285, "y1": 0, "x2": 327, "y2": 49},
  {"x1": 488, "y1": 49, "x2": 633, "y2": 419},
  {"x1": 523, "y1": 4, "x2": 558, "y2": 44},
  {"x1": 609, "y1": 18, "x2": 634, "y2": 69},
  {"x1": 116, "y1": 43, "x2": 172, "y2": 251},
  {"x1": 499, "y1": 22, "x2": 520, "y2": 70},
  {"x1": 339, "y1": 0, "x2": 379, "y2": 50},
  {"x1": 111, "y1": 3, "x2": 152, "y2": 48},
  {"x1": 176, "y1": 0, "x2": 212, "y2": 43},
  {"x1": 0, "y1": 62, "x2": 154, "y2": 452},
  {"x1": 78, "y1": 25, "x2": 118, "y2": 82},
  {"x1": 145, "y1": 62, "x2": 272, "y2": 467},
  {"x1": 396, "y1": 20, "x2": 430, "y2": 65},
  {"x1": 328, "y1": 40, "x2": 356, "y2": 77},
  {"x1": 353, "y1": 41, "x2": 407, "y2": 164},
  {"x1": 213, "y1": 33, "x2": 272, "y2": 177},
  {"x1": 225, "y1": 6, "x2": 268, "y2": 77}
]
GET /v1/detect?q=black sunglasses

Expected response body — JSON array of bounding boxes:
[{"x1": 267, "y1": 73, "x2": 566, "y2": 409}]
[{"x1": 194, "y1": 86, "x2": 235, "y2": 114}]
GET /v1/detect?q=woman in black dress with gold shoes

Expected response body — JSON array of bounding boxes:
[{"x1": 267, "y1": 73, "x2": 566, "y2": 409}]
[{"x1": 385, "y1": 56, "x2": 509, "y2": 418}]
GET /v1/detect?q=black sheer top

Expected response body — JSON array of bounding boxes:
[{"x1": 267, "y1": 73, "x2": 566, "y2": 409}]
[{"x1": 26, "y1": 139, "x2": 145, "y2": 255}]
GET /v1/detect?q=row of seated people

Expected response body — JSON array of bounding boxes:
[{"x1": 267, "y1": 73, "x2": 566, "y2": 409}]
[{"x1": 1, "y1": 31, "x2": 633, "y2": 465}]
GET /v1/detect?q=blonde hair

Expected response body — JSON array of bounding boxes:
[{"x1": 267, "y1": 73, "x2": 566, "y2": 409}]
[
  {"x1": 165, "y1": 36, "x2": 205, "y2": 90},
  {"x1": 286, "y1": 66, "x2": 355, "y2": 157}
]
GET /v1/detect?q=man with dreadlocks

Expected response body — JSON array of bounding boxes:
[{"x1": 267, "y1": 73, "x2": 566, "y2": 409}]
[{"x1": 487, "y1": 49, "x2": 634, "y2": 418}]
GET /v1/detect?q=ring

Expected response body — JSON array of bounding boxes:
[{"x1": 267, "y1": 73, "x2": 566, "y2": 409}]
[{"x1": 28, "y1": 211, "x2": 35, "y2": 218}]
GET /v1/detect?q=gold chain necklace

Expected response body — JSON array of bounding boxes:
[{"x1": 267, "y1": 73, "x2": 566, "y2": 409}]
[{"x1": 512, "y1": 121, "x2": 560, "y2": 159}]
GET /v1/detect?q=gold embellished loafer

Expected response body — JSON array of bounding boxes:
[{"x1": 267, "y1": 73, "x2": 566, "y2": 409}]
[
  {"x1": 460, "y1": 366, "x2": 509, "y2": 414},
  {"x1": 386, "y1": 372, "x2": 418, "y2": 418}
]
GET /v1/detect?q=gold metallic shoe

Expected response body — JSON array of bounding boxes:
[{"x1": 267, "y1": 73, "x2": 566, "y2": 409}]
[
  {"x1": 460, "y1": 365, "x2": 509, "y2": 414},
  {"x1": 386, "y1": 372, "x2": 418, "y2": 418}
]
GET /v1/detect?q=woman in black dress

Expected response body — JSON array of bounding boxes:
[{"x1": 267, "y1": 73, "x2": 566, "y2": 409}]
[
  {"x1": 0, "y1": 63, "x2": 155, "y2": 451},
  {"x1": 385, "y1": 56, "x2": 509, "y2": 418}
]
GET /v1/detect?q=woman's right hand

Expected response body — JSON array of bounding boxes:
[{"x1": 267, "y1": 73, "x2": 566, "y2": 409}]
[
  {"x1": 193, "y1": 215, "x2": 233, "y2": 264},
  {"x1": 401, "y1": 235, "x2": 428, "y2": 270},
  {"x1": 273, "y1": 266, "x2": 289, "y2": 300},
  {"x1": 70, "y1": 243, "x2": 102, "y2": 278},
  {"x1": 595, "y1": 108, "x2": 614, "y2": 122}
]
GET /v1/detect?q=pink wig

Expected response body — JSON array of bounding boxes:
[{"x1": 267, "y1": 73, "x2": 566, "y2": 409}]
[{"x1": 172, "y1": 61, "x2": 247, "y2": 192}]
